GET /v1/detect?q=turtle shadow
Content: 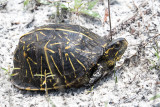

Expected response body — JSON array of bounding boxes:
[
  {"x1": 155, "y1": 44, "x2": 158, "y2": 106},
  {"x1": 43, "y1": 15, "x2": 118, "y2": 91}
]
[{"x1": 12, "y1": 70, "x2": 116, "y2": 97}]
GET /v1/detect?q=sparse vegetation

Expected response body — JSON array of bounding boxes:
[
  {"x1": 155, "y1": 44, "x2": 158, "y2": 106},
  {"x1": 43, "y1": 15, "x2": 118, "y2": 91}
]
[
  {"x1": 114, "y1": 69, "x2": 118, "y2": 83},
  {"x1": 23, "y1": 0, "x2": 100, "y2": 18},
  {"x1": 45, "y1": 96, "x2": 56, "y2": 107},
  {"x1": 150, "y1": 94, "x2": 160, "y2": 100},
  {"x1": 24, "y1": 0, "x2": 30, "y2": 6},
  {"x1": 105, "y1": 101, "x2": 108, "y2": 107},
  {"x1": 150, "y1": 41, "x2": 160, "y2": 100},
  {"x1": 1, "y1": 67, "x2": 11, "y2": 76},
  {"x1": 150, "y1": 41, "x2": 160, "y2": 70},
  {"x1": 153, "y1": 42, "x2": 160, "y2": 60},
  {"x1": 71, "y1": 0, "x2": 100, "y2": 18},
  {"x1": 87, "y1": 86, "x2": 94, "y2": 93}
]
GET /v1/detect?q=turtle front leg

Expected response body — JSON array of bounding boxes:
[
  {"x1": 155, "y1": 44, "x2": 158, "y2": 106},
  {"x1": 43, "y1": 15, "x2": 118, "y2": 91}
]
[
  {"x1": 75, "y1": 64, "x2": 109, "y2": 88},
  {"x1": 87, "y1": 64, "x2": 104, "y2": 86}
]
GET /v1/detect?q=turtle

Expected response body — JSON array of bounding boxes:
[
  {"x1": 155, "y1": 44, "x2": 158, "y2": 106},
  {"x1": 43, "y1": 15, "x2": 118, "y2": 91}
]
[{"x1": 11, "y1": 24, "x2": 128, "y2": 91}]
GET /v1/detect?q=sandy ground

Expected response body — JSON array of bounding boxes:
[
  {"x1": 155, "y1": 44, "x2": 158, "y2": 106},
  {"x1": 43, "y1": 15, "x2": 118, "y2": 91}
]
[{"x1": 0, "y1": 0, "x2": 160, "y2": 107}]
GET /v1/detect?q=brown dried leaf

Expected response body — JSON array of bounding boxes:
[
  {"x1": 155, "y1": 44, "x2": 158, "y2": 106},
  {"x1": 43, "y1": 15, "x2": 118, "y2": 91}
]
[{"x1": 104, "y1": 8, "x2": 109, "y2": 23}]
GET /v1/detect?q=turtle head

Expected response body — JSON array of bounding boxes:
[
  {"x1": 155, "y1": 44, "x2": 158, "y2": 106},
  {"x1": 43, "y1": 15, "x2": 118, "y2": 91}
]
[{"x1": 101, "y1": 38, "x2": 128, "y2": 69}]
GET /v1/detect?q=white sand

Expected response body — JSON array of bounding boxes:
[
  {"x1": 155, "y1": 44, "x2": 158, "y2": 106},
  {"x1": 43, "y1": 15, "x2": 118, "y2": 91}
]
[{"x1": 0, "y1": 0, "x2": 160, "y2": 106}]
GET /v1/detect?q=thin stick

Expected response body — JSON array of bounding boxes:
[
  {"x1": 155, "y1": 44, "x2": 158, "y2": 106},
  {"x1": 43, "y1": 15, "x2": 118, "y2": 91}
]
[{"x1": 108, "y1": 0, "x2": 112, "y2": 41}]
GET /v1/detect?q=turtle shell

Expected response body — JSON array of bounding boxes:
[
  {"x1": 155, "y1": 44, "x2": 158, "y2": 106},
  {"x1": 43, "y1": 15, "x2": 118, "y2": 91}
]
[{"x1": 11, "y1": 24, "x2": 108, "y2": 90}]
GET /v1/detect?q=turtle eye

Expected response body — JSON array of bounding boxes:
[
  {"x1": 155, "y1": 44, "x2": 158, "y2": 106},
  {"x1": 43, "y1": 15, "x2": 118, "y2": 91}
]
[{"x1": 114, "y1": 42, "x2": 121, "y2": 49}]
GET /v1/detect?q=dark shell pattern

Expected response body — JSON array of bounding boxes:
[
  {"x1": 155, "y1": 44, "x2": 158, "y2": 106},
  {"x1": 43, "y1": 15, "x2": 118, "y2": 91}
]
[{"x1": 12, "y1": 24, "x2": 107, "y2": 90}]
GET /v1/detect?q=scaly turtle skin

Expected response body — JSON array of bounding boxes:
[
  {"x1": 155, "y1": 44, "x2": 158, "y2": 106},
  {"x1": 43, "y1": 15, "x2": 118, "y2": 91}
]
[{"x1": 11, "y1": 24, "x2": 128, "y2": 91}]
